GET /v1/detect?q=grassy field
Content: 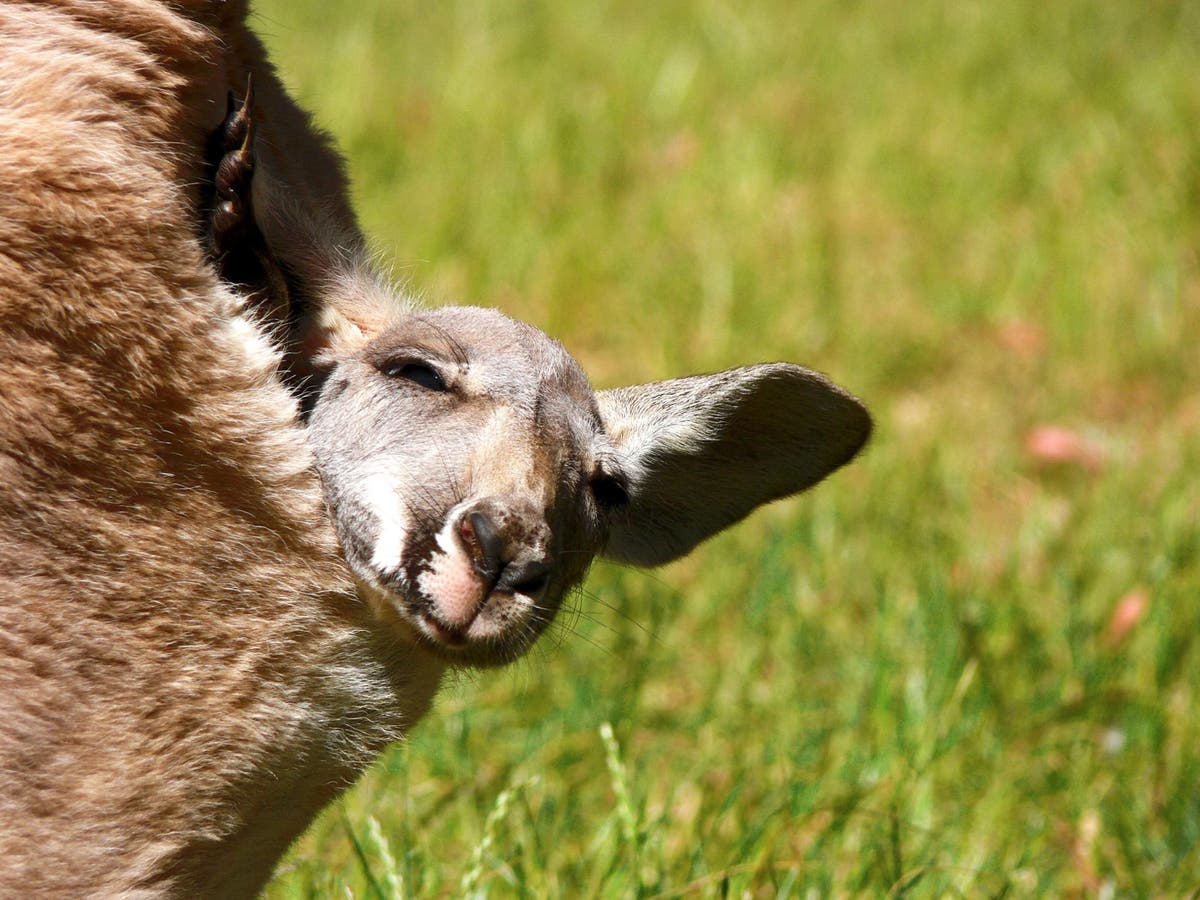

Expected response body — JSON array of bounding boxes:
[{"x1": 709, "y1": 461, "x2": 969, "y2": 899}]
[{"x1": 254, "y1": 0, "x2": 1200, "y2": 895}]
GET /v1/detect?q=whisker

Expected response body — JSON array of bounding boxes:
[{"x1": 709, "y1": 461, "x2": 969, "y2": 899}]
[{"x1": 573, "y1": 587, "x2": 659, "y2": 644}]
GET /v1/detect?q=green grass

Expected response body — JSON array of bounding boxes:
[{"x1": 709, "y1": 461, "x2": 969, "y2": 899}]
[{"x1": 254, "y1": 0, "x2": 1200, "y2": 894}]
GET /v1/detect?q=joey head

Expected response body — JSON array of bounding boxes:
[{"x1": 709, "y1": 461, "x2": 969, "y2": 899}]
[{"x1": 307, "y1": 306, "x2": 872, "y2": 668}]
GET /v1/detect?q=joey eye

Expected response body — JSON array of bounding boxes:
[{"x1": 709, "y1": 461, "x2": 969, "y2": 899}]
[
  {"x1": 383, "y1": 361, "x2": 447, "y2": 392},
  {"x1": 590, "y1": 472, "x2": 629, "y2": 509}
]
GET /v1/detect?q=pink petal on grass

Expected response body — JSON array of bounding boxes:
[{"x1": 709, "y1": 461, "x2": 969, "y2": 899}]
[
  {"x1": 997, "y1": 319, "x2": 1046, "y2": 359},
  {"x1": 1024, "y1": 425, "x2": 1104, "y2": 472},
  {"x1": 1106, "y1": 589, "x2": 1149, "y2": 646}
]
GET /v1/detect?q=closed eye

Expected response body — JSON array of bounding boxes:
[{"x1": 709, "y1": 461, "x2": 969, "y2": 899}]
[{"x1": 383, "y1": 360, "x2": 448, "y2": 392}]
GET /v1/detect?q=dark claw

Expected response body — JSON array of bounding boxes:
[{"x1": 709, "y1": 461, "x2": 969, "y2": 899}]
[
  {"x1": 208, "y1": 74, "x2": 256, "y2": 262},
  {"x1": 218, "y1": 74, "x2": 254, "y2": 155},
  {"x1": 214, "y1": 118, "x2": 254, "y2": 205}
]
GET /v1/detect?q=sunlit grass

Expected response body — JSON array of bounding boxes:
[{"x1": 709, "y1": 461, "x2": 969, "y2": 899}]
[{"x1": 256, "y1": 0, "x2": 1200, "y2": 894}]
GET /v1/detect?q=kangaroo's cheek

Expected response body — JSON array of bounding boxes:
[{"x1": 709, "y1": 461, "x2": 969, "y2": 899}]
[{"x1": 360, "y1": 470, "x2": 408, "y2": 575}]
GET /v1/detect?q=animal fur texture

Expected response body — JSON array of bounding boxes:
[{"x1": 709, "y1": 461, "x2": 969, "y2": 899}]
[{"x1": 0, "y1": 2, "x2": 870, "y2": 896}]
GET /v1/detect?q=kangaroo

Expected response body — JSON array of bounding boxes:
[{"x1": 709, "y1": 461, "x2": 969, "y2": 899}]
[{"x1": 0, "y1": 1, "x2": 870, "y2": 897}]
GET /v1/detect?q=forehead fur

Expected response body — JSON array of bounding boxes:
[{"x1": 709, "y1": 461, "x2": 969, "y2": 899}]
[{"x1": 372, "y1": 306, "x2": 595, "y2": 412}]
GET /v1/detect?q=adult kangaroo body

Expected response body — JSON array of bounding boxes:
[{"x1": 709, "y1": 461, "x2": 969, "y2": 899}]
[
  {"x1": 0, "y1": 2, "x2": 870, "y2": 896},
  {"x1": 0, "y1": 2, "x2": 394, "y2": 895}
]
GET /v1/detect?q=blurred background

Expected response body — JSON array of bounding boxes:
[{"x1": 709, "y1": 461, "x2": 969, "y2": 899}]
[{"x1": 255, "y1": 0, "x2": 1200, "y2": 894}]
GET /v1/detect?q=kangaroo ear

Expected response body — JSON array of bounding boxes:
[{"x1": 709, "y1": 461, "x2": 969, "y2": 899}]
[
  {"x1": 597, "y1": 363, "x2": 871, "y2": 567},
  {"x1": 297, "y1": 301, "x2": 370, "y2": 372}
]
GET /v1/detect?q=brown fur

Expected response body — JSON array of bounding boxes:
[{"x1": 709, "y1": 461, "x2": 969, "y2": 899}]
[{"x1": 0, "y1": 2, "x2": 439, "y2": 895}]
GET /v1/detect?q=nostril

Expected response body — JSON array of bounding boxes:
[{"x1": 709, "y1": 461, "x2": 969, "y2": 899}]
[
  {"x1": 512, "y1": 572, "x2": 549, "y2": 595},
  {"x1": 465, "y1": 510, "x2": 504, "y2": 579},
  {"x1": 460, "y1": 502, "x2": 553, "y2": 595},
  {"x1": 499, "y1": 561, "x2": 552, "y2": 596}
]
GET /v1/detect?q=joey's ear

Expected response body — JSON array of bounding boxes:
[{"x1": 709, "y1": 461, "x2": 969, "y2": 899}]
[
  {"x1": 298, "y1": 303, "x2": 369, "y2": 372},
  {"x1": 292, "y1": 269, "x2": 404, "y2": 372},
  {"x1": 251, "y1": 170, "x2": 398, "y2": 368},
  {"x1": 597, "y1": 363, "x2": 871, "y2": 567}
]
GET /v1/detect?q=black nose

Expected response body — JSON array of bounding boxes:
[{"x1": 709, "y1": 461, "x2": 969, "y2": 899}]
[
  {"x1": 466, "y1": 510, "x2": 505, "y2": 580},
  {"x1": 460, "y1": 506, "x2": 552, "y2": 595}
]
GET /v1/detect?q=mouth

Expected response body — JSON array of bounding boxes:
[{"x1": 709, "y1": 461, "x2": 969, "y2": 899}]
[
  {"x1": 357, "y1": 571, "x2": 533, "y2": 665},
  {"x1": 415, "y1": 607, "x2": 469, "y2": 648},
  {"x1": 352, "y1": 515, "x2": 560, "y2": 665}
]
